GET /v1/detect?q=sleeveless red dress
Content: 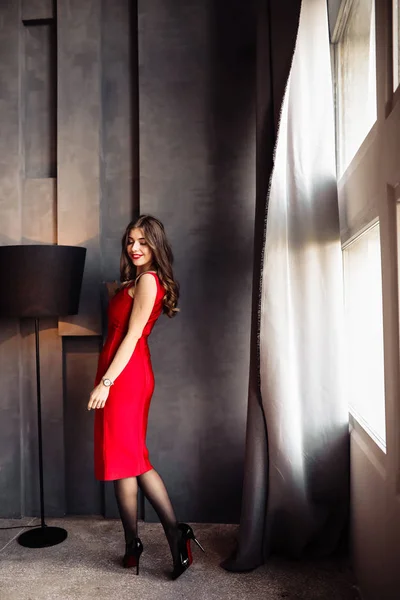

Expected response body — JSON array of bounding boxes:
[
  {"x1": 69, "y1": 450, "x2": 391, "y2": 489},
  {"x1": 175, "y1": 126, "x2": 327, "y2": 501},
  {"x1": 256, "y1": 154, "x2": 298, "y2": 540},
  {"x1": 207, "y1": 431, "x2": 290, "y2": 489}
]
[{"x1": 93, "y1": 271, "x2": 165, "y2": 480}]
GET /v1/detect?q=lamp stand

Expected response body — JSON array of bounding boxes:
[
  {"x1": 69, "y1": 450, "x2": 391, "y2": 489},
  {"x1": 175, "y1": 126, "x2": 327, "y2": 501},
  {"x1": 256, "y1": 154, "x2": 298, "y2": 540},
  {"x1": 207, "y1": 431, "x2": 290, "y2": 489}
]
[{"x1": 18, "y1": 318, "x2": 68, "y2": 548}]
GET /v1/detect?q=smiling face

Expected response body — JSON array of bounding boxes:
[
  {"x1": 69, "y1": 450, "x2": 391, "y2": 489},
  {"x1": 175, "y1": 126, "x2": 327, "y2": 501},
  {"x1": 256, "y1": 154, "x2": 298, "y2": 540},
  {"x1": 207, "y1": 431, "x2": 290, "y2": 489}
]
[{"x1": 127, "y1": 227, "x2": 154, "y2": 270}]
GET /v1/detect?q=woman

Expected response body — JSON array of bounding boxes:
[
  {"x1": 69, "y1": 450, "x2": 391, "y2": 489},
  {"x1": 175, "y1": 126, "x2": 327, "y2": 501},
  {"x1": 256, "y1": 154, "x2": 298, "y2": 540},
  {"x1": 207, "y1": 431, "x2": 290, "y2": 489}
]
[{"x1": 87, "y1": 215, "x2": 205, "y2": 579}]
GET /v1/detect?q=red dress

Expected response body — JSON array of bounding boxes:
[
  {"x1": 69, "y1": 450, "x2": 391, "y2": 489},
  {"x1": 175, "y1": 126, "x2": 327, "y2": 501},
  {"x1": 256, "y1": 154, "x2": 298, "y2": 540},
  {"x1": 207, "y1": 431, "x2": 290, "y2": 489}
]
[{"x1": 93, "y1": 271, "x2": 165, "y2": 480}]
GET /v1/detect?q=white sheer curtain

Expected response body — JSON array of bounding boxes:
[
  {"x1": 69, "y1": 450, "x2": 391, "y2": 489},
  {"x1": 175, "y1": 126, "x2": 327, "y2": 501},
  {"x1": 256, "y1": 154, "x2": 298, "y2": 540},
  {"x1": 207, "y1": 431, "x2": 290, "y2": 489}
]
[{"x1": 259, "y1": 0, "x2": 348, "y2": 557}]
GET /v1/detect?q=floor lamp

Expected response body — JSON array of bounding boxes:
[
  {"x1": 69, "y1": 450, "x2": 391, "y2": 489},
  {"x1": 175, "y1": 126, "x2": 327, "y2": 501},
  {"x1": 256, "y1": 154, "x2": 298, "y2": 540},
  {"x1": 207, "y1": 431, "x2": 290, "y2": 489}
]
[{"x1": 0, "y1": 244, "x2": 86, "y2": 548}]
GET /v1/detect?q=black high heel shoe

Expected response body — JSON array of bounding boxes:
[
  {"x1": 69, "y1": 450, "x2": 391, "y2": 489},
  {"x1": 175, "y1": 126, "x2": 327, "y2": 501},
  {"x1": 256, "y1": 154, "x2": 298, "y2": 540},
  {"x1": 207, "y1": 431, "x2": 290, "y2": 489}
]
[
  {"x1": 171, "y1": 523, "x2": 205, "y2": 580},
  {"x1": 122, "y1": 537, "x2": 143, "y2": 575}
]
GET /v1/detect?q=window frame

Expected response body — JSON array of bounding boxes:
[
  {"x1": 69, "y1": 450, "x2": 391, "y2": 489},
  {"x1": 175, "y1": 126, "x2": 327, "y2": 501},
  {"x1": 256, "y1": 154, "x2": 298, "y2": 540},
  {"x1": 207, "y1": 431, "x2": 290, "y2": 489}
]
[
  {"x1": 331, "y1": 0, "x2": 378, "y2": 178},
  {"x1": 341, "y1": 218, "x2": 387, "y2": 453}
]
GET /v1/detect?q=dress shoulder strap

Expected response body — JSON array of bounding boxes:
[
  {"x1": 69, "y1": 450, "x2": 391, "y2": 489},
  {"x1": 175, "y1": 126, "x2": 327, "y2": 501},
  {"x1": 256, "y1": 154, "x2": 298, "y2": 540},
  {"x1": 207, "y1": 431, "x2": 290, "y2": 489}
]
[{"x1": 134, "y1": 270, "x2": 158, "y2": 285}]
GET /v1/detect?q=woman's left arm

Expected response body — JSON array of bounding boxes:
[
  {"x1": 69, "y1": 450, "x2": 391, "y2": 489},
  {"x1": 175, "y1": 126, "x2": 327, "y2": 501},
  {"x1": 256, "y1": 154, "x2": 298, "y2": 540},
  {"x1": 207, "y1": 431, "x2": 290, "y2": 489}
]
[{"x1": 88, "y1": 273, "x2": 158, "y2": 410}]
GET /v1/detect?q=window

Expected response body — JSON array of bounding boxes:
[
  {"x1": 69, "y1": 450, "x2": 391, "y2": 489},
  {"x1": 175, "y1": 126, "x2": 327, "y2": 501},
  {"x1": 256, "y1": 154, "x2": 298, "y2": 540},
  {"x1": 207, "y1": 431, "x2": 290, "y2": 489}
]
[
  {"x1": 342, "y1": 222, "x2": 386, "y2": 451},
  {"x1": 394, "y1": 0, "x2": 400, "y2": 90},
  {"x1": 334, "y1": 0, "x2": 377, "y2": 175}
]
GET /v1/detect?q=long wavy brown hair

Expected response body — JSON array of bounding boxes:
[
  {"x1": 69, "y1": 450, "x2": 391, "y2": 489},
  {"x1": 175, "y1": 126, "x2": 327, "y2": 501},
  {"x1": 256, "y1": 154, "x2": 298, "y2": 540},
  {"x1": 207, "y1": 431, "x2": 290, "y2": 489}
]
[{"x1": 120, "y1": 215, "x2": 180, "y2": 318}]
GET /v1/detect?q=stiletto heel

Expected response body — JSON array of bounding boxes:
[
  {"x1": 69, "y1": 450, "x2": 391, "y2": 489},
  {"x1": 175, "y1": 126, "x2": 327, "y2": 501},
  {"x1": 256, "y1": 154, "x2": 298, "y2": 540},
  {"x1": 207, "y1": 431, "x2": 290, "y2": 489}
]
[
  {"x1": 179, "y1": 522, "x2": 205, "y2": 553},
  {"x1": 122, "y1": 537, "x2": 143, "y2": 575},
  {"x1": 189, "y1": 532, "x2": 205, "y2": 553},
  {"x1": 170, "y1": 523, "x2": 205, "y2": 580}
]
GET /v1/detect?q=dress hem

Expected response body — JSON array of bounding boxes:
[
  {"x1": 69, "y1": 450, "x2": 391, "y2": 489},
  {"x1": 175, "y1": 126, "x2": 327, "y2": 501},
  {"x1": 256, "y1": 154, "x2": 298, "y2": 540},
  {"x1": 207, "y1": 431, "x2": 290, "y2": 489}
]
[{"x1": 95, "y1": 464, "x2": 154, "y2": 481}]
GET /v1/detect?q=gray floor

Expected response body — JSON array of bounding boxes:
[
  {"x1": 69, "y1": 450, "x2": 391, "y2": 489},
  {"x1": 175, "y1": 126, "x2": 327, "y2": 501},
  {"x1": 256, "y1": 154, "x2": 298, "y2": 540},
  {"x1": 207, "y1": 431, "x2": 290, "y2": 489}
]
[{"x1": 0, "y1": 517, "x2": 360, "y2": 600}]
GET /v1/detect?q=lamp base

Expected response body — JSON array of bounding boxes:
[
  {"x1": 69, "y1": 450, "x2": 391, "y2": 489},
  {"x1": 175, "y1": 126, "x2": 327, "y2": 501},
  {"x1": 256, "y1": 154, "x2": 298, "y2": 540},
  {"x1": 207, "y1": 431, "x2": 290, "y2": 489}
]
[{"x1": 18, "y1": 525, "x2": 68, "y2": 548}]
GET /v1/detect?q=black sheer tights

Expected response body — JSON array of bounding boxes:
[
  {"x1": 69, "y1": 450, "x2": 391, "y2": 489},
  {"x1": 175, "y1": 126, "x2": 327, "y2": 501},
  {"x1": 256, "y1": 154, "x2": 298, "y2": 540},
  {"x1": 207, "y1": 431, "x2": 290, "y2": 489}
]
[{"x1": 113, "y1": 469, "x2": 180, "y2": 564}]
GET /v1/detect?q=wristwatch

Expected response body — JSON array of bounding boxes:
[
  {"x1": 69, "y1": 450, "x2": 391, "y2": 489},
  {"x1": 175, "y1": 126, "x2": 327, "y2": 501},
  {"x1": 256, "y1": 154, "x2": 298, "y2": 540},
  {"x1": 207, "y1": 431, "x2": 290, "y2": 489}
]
[{"x1": 102, "y1": 377, "x2": 114, "y2": 387}]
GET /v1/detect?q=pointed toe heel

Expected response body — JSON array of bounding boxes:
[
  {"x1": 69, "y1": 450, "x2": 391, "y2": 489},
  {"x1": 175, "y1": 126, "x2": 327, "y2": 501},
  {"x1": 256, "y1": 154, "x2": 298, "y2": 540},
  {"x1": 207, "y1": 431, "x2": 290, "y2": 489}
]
[{"x1": 170, "y1": 523, "x2": 205, "y2": 580}]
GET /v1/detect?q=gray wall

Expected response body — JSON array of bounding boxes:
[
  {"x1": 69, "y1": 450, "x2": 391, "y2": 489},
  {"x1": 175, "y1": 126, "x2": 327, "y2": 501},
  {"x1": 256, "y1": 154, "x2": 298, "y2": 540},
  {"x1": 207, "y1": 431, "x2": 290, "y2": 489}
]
[{"x1": 0, "y1": 0, "x2": 256, "y2": 524}]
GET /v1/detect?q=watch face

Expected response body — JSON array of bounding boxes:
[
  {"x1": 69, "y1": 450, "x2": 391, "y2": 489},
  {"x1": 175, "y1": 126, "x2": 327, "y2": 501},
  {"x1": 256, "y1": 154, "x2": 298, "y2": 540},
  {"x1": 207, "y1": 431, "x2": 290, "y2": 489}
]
[{"x1": 103, "y1": 378, "x2": 112, "y2": 387}]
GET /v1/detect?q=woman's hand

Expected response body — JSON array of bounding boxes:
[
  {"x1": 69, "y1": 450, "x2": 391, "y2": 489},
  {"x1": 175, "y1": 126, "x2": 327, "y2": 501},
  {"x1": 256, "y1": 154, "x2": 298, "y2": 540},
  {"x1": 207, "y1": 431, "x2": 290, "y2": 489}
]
[{"x1": 87, "y1": 382, "x2": 110, "y2": 411}]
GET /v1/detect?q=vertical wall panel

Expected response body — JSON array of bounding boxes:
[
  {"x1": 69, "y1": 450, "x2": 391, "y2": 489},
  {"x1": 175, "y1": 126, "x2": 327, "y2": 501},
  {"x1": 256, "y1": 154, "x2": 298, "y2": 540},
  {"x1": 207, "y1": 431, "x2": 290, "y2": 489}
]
[
  {"x1": 64, "y1": 337, "x2": 102, "y2": 515},
  {"x1": 0, "y1": 1, "x2": 22, "y2": 518},
  {"x1": 22, "y1": 179, "x2": 56, "y2": 244},
  {"x1": 22, "y1": 0, "x2": 54, "y2": 21},
  {"x1": 24, "y1": 22, "x2": 56, "y2": 178},
  {"x1": 138, "y1": 0, "x2": 256, "y2": 523},
  {"x1": 0, "y1": 4, "x2": 22, "y2": 246},
  {"x1": 57, "y1": 0, "x2": 102, "y2": 336},
  {"x1": 39, "y1": 322, "x2": 65, "y2": 516},
  {"x1": 0, "y1": 323, "x2": 22, "y2": 518}
]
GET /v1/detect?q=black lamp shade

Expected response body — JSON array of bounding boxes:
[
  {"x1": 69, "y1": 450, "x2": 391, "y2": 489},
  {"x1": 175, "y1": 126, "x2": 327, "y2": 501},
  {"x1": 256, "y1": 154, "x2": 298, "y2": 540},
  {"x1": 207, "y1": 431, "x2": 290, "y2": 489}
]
[{"x1": 0, "y1": 245, "x2": 86, "y2": 318}]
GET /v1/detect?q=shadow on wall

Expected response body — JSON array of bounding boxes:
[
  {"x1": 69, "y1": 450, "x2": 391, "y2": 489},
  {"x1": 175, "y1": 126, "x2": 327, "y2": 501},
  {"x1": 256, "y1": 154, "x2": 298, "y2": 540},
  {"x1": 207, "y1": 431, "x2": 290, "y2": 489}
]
[{"x1": 188, "y1": 0, "x2": 257, "y2": 522}]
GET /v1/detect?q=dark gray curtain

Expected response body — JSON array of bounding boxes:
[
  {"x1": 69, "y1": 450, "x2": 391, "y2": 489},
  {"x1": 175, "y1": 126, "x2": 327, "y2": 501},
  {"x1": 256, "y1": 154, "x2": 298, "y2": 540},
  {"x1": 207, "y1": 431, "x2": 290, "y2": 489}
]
[{"x1": 221, "y1": 0, "x2": 349, "y2": 571}]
